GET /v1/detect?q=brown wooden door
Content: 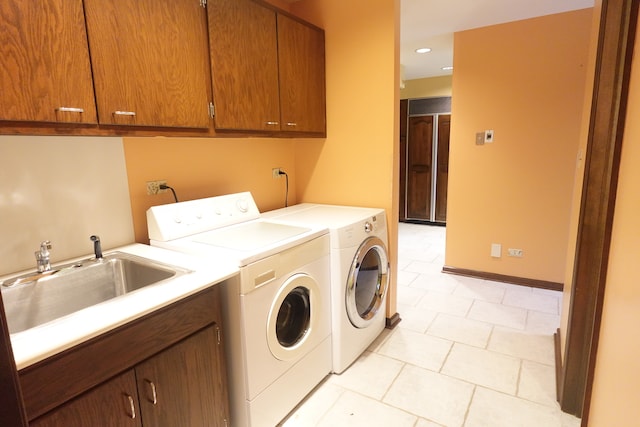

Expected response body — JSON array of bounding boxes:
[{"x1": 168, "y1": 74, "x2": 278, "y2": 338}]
[
  {"x1": 0, "y1": 0, "x2": 97, "y2": 124},
  {"x1": 208, "y1": 0, "x2": 281, "y2": 131},
  {"x1": 31, "y1": 370, "x2": 142, "y2": 427},
  {"x1": 399, "y1": 100, "x2": 408, "y2": 221},
  {"x1": 84, "y1": 0, "x2": 212, "y2": 128},
  {"x1": 407, "y1": 115, "x2": 434, "y2": 220},
  {"x1": 435, "y1": 114, "x2": 451, "y2": 223},
  {"x1": 135, "y1": 325, "x2": 229, "y2": 427},
  {"x1": 277, "y1": 14, "x2": 326, "y2": 133}
]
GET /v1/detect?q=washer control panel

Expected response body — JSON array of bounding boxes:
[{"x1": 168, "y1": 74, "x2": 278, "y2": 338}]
[{"x1": 147, "y1": 192, "x2": 260, "y2": 242}]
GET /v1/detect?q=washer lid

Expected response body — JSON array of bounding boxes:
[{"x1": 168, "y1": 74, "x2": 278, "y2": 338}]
[{"x1": 192, "y1": 221, "x2": 311, "y2": 251}]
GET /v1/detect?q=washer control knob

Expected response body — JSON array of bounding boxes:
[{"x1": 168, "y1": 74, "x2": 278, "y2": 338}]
[
  {"x1": 236, "y1": 198, "x2": 249, "y2": 213},
  {"x1": 364, "y1": 221, "x2": 373, "y2": 233}
]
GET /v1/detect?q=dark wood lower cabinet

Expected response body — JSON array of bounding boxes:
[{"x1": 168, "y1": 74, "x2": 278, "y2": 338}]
[
  {"x1": 22, "y1": 286, "x2": 230, "y2": 427},
  {"x1": 30, "y1": 370, "x2": 142, "y2": 427}
]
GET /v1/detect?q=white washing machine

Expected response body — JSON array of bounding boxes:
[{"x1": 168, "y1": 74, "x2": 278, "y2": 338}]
[
  {"x1": 146, "y1": 193, "x2": 332, "y2": 427},
  {"x1": 263, "y1": 203, "x2": 390, "y2": 374}
]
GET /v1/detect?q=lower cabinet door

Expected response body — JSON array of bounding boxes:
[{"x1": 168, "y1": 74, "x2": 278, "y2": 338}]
[
  {"x1": 30, "y1": 370, "x2": 142, "y2": 427},
  {"x1": 135, "y1": 325, "x2": 228, "y2": 427}
]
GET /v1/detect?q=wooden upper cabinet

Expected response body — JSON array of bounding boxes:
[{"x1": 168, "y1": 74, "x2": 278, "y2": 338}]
[
  {"x1": 0, "y1": 0, "x2": 97, "y2": 124},
  {"x1": 277, "y1": 14, "x2": 326, "y2": 134},
  {"x1": 207, "y1": 0, "x2": 281, "y2": 131},
  {"x1": 83, "y1": 0, "x2": 212, "y2": 128},
  {"x1": 208, "y1": 0, "x2": 326, "y2": 135}
]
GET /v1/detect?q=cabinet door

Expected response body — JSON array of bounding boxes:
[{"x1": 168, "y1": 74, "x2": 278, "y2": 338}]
[
  {"x1": 135, "y1": 325, "x2": 229, "y2": 427},
  {"x1": 0, "y1": 0, "x2": 97, "y2": 124},
  {"x1": 84, "y1": 0, "x2": 212, "y2": 128},
  {"x1": 30, "y1": 370, "x2": 141, "y2": 427},
  {"x1": 277, "y1": 14, "x2": 326, "y2": 134},
  {"x1": 208, "y1": 0, "x2": 281, "y2": 131}
]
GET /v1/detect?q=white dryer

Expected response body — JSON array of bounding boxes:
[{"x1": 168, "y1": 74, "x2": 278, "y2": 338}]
[
  {"x1": 263, "y1": 203, "x2": 390, "y2": 374},
  {"x1": 147, "y1": 193, "x2": 332, "y2": 427}
]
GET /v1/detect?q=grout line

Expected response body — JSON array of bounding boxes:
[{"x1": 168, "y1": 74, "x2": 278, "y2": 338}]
[{"x1": 462, "y1": 385, "x2": 477, "y2": 426}]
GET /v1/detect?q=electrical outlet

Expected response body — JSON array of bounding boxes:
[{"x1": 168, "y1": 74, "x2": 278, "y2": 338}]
[
  {"x1": 508, "y1": 248, "x2": 524, "y2": 257},
  {"x1": 484, "y1": 129, "x2": 494, "y2": 143},
  {"x1": 146, "y1": 180, "x2": 167, "y2": 195},
  {"x1": 272, "y1": 168, "x2": 283, "y2": 178}
]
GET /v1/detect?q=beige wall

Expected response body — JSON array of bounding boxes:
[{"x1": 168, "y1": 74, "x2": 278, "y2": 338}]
[
  {"x1": 587, "y1": 11, "x2": 640, "y2": 425},
  {"x1": 290, "y1": 0, "x2": 400, "y2": 316},
  {"x1": 400, "y1": 75, "x2": 453, "y2": 99},
  {"x1": 446, "y1": 10, "x2": 593, "y2": 283}
]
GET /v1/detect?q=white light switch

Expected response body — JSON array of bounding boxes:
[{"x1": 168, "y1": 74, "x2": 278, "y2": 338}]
[{"x1": 491, "y1": 243, "x2": 501, "y2": 258}]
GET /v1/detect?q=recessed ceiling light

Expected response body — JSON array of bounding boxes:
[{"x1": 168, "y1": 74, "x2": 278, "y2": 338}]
[
  {"x1": 415, "y1": 47, "x2": 431, "y2": 54},
  {"x1": 442, "y1": 66, "x2": 454, "y2": 71}
]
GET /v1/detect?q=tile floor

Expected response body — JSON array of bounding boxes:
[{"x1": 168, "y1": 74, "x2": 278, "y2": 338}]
[{"x1": 280, "y1": 223, "x2": 581, "y2": 427}]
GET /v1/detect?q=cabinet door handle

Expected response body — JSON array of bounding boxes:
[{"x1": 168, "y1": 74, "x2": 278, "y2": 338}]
[
  {"x1": 124, "y1": 394, "x2": 136, "y2": 419},
  {"x1": 113, "y1": 110, "x2": 137, "y2": 117},
  {"x1": 265, "y1": 121, "x2": 279, "y2": 126},
  {"x1": 145, "y1": 379, "x2": 158, "y2": 404},
  {"x1": 55, "y1": 107, "x2": 84, "y2": 113},
  {"x1": 286, "y1": 122, "x2": 297, "y2": 127}
]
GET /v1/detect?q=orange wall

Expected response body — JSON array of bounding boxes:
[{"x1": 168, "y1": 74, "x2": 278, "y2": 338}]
[
  {"x1": 123, "y1": 137, "x2": 297, "y2": 243},
  {"x1": 290, "y1": 0, "x2": 400, "y2": 316},
  {"x1": 587, "y1": 11, "x2": 640, "y2": 424},
  {"x1": 446, "y1": 10, "x2": 593, "y2": 283},
  {"x1": 123, "y1": 0, "x2": 401, "y2": 317}
]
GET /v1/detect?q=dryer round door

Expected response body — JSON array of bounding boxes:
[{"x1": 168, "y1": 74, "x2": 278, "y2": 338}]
[
  {"x1": 267, "y1": 273, "x2": 322, "y2": 361},
  {"x1": 346, "y1": 236, "x2": 390, "y2": 328}
]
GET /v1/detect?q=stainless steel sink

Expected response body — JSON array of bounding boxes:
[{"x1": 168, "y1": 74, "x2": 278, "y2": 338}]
[{"x1": 1, "y1": 252, "x2": 191, "y2": 334}]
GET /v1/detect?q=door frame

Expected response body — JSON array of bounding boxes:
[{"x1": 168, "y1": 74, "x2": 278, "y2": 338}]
[{"x1": 559, "y1": 0, "x2": 639, "y2": 423}]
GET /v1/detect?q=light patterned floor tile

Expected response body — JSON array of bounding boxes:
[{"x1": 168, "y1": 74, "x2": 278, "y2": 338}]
[
  {"x1": 441, "y1": 343, "x2": 520, "y2": 394},
  {"x1": 416, "y1": 418, "x2": 445, "y2": 427},
  {"x1": 427, "y1": 313, "x2": 493, "y2": 348},
  {"x1": 416, "y1": 291, "x2": 474, "y2": 316},
  {"x1": 518, "y1": 360, "x2": 558, "y2": 407},
  {"x1": 396, "y1": 304, "x2": 438, "y2": 333},
  {"x1": 407, "y1": 272, "x2": 460, "y2": 294},
  {"x1": 383, "y1": 364, "x2": 474, "y2": 427},
  {"x1": 503, "y1": 287, "x2": 560, "y2": 315},
  {"x1": 467, "y1": 300, "x2": 528, "y2": 329},
  {"x1": 465, "y1": 387, "x2": 563, "y2": 427},
  {"x1": 317, "y1": 390, "x2": 417, "y2": 427},
  {"x1": 396, "y1": 286, "x2": 427, "y2": 307},
  {"x1": 328, "y1": 351, "x2": 404, "y2": 400},
  {"x1": 526, "y1": 310, "x2": 561, "y2": 335},
  {"x1": 453, "y1": 279, "x2": 506, "y2": 303},
  {"x1": 377, "y1": 328, "x2": 452, "y2": 371},
  {"x1": 280, "y1": 382, "x2": 344, "y2": 426},
  {"x1": 489, "y1": 328, "x2": 555, "y2": 365},
  {"x1": 397, "y1": 270, "x2": 419, "y2": 286}
]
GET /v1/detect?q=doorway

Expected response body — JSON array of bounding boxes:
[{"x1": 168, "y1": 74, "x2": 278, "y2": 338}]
[{"x1": 399, "y1": 97, "x2": 451, "y2": 224}]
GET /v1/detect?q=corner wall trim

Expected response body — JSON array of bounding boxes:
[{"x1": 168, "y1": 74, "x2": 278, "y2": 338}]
[
  {"x1": 555, "y1": 328, "x2": 563, "y2": 404},
  {"x1": 442, "y1": 266, "x2": 563, "y2": 291},
  {"x1": 385, "y1": 313, "x2": 402, "y2": 329}
]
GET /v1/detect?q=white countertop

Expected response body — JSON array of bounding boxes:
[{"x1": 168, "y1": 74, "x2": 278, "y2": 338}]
[{"x1": 5, "y1": 243, "x2": 239, "y2": 370}]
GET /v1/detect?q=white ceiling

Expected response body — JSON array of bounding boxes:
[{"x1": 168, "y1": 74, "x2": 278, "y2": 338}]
[{"x1": 401, "y1": 0, "x2": 595, "y2": 81}]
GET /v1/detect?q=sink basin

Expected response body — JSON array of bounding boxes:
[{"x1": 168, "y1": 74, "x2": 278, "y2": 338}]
[{"x1": 1, "y1": 252, "x2": 191, "y2": 334}]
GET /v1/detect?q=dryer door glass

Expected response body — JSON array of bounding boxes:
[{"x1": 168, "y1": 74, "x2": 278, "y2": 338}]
[
  {"x1": 276, "y1": 286, "x2": 311, "y2": 347},
  {"x1": 346, "y1": 236, "x2": 389, "y2": 328}
]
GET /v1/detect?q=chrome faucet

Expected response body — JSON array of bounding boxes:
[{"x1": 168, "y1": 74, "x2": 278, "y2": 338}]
[
  {"x1": 35, "y1": 241, "x2": 52, "y2": 272},
  {"x1": 90, "y1": 235, "x2": 103, "y2": 260}
]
